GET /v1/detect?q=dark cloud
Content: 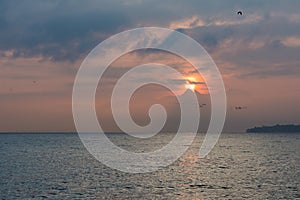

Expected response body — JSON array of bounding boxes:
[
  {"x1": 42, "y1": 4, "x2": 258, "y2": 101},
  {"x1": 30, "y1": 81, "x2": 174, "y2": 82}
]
[
  {"x1": 188, "y1": 80, "x2": 206, "y2": 85},
  {"x1": 0, "y1": 0, "x2": 300, "y2": 66},
  {"x1": 183, "y1": 26, "x2": 235, "y2": 52},
  {"x1": 170, "y1": 79, "x2": 206, "y2": 85},
  {"x1": 0, "y1": 0, "x2": 131, "y2": 61}
]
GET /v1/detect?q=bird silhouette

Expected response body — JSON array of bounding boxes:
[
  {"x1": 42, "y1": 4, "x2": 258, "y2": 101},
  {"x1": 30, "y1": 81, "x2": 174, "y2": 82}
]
[
  {"x1": 237, "y1": 11, "x2": 243, "y2": 15},
  {"x1": 235, "y1": 106, "x2": 247, "y2": 110}
]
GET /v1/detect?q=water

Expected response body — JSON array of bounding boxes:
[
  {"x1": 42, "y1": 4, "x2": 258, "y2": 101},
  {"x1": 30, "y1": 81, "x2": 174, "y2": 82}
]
[{"x1": 0, "y1": 133, "x2": 299, "y2": 199}]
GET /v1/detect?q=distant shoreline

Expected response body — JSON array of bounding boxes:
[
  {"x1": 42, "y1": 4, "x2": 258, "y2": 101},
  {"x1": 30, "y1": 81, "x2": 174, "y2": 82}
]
[{"x1": 246, "y1": 124, "x2": 300, "y2": 133}]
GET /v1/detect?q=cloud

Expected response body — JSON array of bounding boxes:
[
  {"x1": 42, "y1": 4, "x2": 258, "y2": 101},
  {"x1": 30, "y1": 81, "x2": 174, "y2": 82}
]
[
  {"x1": 170, "y1": 14, "x2": 263, "y2": 30},
  {"x1": 281, "y1": 36, "x2": 300, "y2": 47},
  {"x1": 167, "y1": 11, "x2": 300, "y2": 80},
  {"x1": 0, "y1": 0, "x2": 131, "y2": 61},
  {"x1": 1, "y1": 0, "x2": 300, "y2": 63},
  {"x1": 169, "y1": 16, "x2": 205, "y2": 29},
  {"x1": 187, "y1": 80, "x2": 206, "y2": 85}
]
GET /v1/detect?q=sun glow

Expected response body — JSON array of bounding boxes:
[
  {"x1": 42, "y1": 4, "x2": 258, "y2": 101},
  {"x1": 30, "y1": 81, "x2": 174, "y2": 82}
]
[{"x1": 184, "y1": 77, "x2": 197, "y2": 91}]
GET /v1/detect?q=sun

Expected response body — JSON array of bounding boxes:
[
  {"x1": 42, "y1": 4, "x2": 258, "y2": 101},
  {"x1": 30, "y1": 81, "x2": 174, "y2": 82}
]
[
  {"x1": 184, "y1": 76, "x2": 196, "y2": 91},
  {"x1": 182, "y1": 76, "x2": 209, "y2": 94},
  {"x1": 185, "y1": 83, "x2": 196, "y2": 91}
]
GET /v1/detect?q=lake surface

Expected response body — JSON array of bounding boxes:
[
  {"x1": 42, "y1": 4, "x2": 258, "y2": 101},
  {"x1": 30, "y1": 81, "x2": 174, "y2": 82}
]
[{"x1": 0, "y1": 133, "x2": 299, "y2": 199}]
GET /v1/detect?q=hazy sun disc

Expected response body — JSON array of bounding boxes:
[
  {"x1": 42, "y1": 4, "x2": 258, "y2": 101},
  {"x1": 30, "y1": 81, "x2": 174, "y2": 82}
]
[{"x1": 185, "y1": 83, "x2": 196, "y2": 91}]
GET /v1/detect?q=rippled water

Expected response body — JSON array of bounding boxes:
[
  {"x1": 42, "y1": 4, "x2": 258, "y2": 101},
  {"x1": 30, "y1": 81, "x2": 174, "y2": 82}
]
[{"x1": 0, "y1": 133, "x2": 299, "y2": 199}]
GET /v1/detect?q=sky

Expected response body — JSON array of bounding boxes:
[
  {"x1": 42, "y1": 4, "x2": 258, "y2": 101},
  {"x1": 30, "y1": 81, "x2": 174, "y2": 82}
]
[{"x1": 0, "y1": 0, "x2": 300, "y2": 132}]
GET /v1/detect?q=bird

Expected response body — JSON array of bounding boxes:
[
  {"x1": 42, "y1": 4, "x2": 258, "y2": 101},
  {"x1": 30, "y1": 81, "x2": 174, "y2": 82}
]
[
  {"x1": 237, "y1": 11, "x2": 243, "y2": 16},
  {"x1": 235, "y1": 106, "x2": 247, "y2": 110}
]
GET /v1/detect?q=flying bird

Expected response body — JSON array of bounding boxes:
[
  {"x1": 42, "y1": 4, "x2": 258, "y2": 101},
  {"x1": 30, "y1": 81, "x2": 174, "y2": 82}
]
[
  {"x1": 235, "y1": 106, "x2": 247, "y2": 110},
  {"x1": 237, "y1": 11, "x2": 243, "y2": 16}
]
